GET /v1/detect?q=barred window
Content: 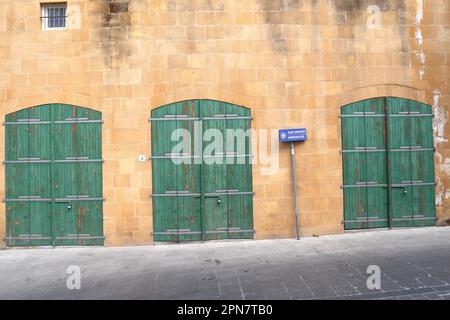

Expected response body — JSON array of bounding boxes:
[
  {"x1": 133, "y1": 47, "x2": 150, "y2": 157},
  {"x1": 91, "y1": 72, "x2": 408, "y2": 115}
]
[{"x1": 41, "y1": 3, "x2": 67, "y2": 30}]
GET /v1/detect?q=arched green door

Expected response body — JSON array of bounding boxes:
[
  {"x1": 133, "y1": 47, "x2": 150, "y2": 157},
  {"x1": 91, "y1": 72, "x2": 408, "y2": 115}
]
[
  {"x1": 151, "y1": 100, "x2": 254, "y2": 242},
  {"x1": 341, "y1": 97, "x2": 436, "y2": 229},
  {"x1": 5, "y1": 104, "x2": 103, "y2": 246}
]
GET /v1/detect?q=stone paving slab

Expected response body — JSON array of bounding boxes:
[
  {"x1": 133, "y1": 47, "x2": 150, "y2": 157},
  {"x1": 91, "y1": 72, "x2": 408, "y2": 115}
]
[{"x1": 0, "y1": 227, "x2": 449, "y2": 300}]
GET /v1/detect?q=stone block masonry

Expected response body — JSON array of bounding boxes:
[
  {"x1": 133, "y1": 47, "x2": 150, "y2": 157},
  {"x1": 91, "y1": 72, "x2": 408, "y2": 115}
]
[{"x1": 0, "y1": 0, "x2": 448, "y2": 246}]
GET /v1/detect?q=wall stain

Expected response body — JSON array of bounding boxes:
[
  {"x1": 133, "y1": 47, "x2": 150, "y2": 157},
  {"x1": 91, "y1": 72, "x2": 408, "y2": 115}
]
[
  {"x1": 333, "y1": 0, "x2": 396, "y2": 11},
  {"x1": 331, "y1": 0, "x2": 408, "y2": 55},
  {"x1": 260, "y1": 0, "x2": 301, "y2": 54},
  {"x1": 100, "y1": 0, "x2": 132, "y2": 69}
]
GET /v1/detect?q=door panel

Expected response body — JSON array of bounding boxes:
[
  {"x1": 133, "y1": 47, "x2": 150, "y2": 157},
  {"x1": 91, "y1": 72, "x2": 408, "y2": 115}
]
[
  {"x1": 412, "y1": 185, "x2": 436, "y2": 227},
  {"x1": 152, "y1": 101, "x2": 202, "y2": 241},
  {"x1": 410, "y1": 102, "x2": 436, "y2": 227},
  {"x1": 28, "y1": 106, "x2": 53, "y2": 246},
  {"x1": 341, "y1": 98, "x2": 388, "y2": 229},
  {"x1": 201, "y1": 100, "x2": 228, "y2": 240},
  {"x1": 364, "y1": 99, "x2": 389, "y2": 228},
  {"x1": 342, "y1": 101, "x2": 369, "y2": 229},
  {"x1": 73, "y1": 106, "x2": 103, "y2": 245},
  {"x1": 6, "y1": 202, "x2": 31, "y2": 246},
  {"x1": 52, "y1": 104, "x2": 103, "y2": 246},
  {"x1": 151, "y1": 102, "x2": 182, "y2": 242},
  {"x1": 225, "y1": 103, "x2": 253, "y2": 239},
  {"x1": 52, "y1": 105, "x2": 79, "y2": 245},
  {"x1": 5, "y1": 107, "x2": 53, "y2": 246},
  {"x1": 227, "y1": 195, "x2": 253, "y2": 239},
  {"x1": 387, "y1": 98, "x2": 414, "y2": 227},
  {"x1": 5, "y1": 108, "x2": 31, "y2": 246},
  {"x1": 387, "y1": 98, "x2": 435, "y2": 227},
  {"x1": 176, "y1": 101, "x2": 202, "y2": 242}
]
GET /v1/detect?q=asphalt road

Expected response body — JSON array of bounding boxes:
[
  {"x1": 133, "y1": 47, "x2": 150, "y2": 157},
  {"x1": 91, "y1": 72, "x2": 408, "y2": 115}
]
[{"x1": 0, "y1": 227, "x2": 449, "y2": 300}]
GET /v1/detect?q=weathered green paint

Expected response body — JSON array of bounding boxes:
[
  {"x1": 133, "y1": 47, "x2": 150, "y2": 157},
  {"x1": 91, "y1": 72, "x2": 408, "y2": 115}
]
[
  {"x1": 341, "y1": 97, "x2": 436, "y2": 230},
  {"x1": 387, "y1": 97, "x2": 436, "y2": 227},
  {"x1": 341, "y1": 98, "x2": 389, "y2": 229},
  {"x1": 5, "y1": 104, "x2": 103, "y2": 246},
  {"x1": 151, "y1": 100, "x2": 253, "y2": 242}
]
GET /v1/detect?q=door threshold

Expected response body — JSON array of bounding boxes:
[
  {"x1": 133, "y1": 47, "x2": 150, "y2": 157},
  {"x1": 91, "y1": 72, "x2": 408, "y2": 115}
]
[
  {"x1": 5, "y1": 246, "x2": 104, "y2": 250},
  {"x1": 154, "y1": 239, "x2": 254, "y2": 246},
  {"x1": 345, "y1": 226, "x2": 438, "y2": 234},
  {"x1": 345, "y1": 228, "x2": 390, "y2": 234},
  {"x1": 5, "y1": 246, "x2": 55, "y2": 250}
]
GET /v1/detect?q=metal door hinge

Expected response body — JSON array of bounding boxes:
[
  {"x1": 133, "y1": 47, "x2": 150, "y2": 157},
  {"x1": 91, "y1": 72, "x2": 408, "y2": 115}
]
[
  {"x1": 3, "y1": 119, "x2": 51, "y2": 125},
  {"x1": 153, "y1": 229, "x2": 202, "y2": 235},
  {"x1": 149, "y1": 115, "x2": 200, "y2": 121},
  {"x1": 202, "y1": 115, "x2": 253, "y2": 120},
  {"x1": 151, "y1": 191, "x2": 201, "y2": 198},
  {"x1": 54, "y1": 118, "x2": 103, "y2": 124},
  {"x1": 55, "y1": 234, "x2": 105, "y2": 240}
]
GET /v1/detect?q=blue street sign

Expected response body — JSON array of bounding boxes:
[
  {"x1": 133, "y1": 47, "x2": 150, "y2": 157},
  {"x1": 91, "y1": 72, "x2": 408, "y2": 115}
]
[{"x1": 279, "y1": 128, "x2": 307, "y2": 143}]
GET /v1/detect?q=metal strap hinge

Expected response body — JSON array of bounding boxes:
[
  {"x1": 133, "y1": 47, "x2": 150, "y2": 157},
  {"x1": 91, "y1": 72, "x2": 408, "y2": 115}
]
[
  {"x1": 4, "y1": 119, "x2": 102, "y2": 125},
  {"x1": 202, "y1": 115, "x2": 253, "y2": 120},
  {"x1": 4, "y1": 158, "x2": 104, "y2": 164},
  {"x1": 151, "y1": 192, "x2": 201, "y2": 198},
  {"x1": 3, "y1": 120, "x2": 51, "y2": 125},
  {"x1": 55, "y1": 235, "x2": 105, "y2": 240},
  {"x1": 205, "y1": 228, "x2": 255, "y2": 234},
  {"x1": 149, "y1": 116, "x2": 200, "y2": 121},
  {"x1": 4, "y1": 197, "x2": 105, "y2": 202},
  {"x1": 153, "y1": 229, "x2": 202, "y2": 235},
  {"x1": 54, "y1": 119, "x2": 103, "y2": 124},
  {"x1": 6, "y1": 234, "x2": 52, "y2": 240},
  {"x1": 390, "y1": 112, "x2": 433, "y2": 117}
]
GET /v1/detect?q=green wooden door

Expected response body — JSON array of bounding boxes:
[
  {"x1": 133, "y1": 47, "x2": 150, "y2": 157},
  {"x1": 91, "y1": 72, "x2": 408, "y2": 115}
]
[
  {"x1": 5, "y1": 104, "x2": 103, "y2": 246},
  {"x1": 151, "y1": 100, "x2": 253, "y2": 242},
  {"x1": 341, "y1": 97, "x2": 436, "y2": 230}
]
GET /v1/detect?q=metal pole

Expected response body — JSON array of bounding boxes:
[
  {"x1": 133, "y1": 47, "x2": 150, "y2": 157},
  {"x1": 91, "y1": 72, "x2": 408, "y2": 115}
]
[{"x1": 290, "y1": 142, "x2": 300, "y2": 240}]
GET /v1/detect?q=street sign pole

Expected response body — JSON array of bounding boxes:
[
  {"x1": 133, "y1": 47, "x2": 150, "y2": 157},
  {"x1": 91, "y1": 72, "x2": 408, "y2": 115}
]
[
  {"x1": 290, "y1": 142, "x2": 300, "y2": 240},
  {"x1": 279, "y1": 128, "x2": 306, "y2": 241}
]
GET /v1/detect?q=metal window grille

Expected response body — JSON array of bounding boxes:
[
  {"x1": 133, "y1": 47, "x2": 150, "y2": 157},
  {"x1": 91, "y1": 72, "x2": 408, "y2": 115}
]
[{"x1": 41, "y1": 3, "x2": 67, "y2": 30}]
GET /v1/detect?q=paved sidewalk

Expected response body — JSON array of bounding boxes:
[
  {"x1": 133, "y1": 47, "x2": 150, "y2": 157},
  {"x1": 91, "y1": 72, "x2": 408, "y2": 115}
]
[{"x1": 0, "y1": 227, "x2": 449, "y2": 300}]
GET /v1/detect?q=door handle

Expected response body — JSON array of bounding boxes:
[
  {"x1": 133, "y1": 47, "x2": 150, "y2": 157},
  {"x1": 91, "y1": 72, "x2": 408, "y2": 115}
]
[
  {"x1": 383, "y1": 186, "x2": 405, "y2": 189},
  {"x1": 204, "y1": 195, "x2": 222, "y2": 204},
  {"x1": 54, "y1": 201, "x2": 72, "y2": 209},
  {"x1": 382, "y1": 186, "x2": 408, "y2": 194}
]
